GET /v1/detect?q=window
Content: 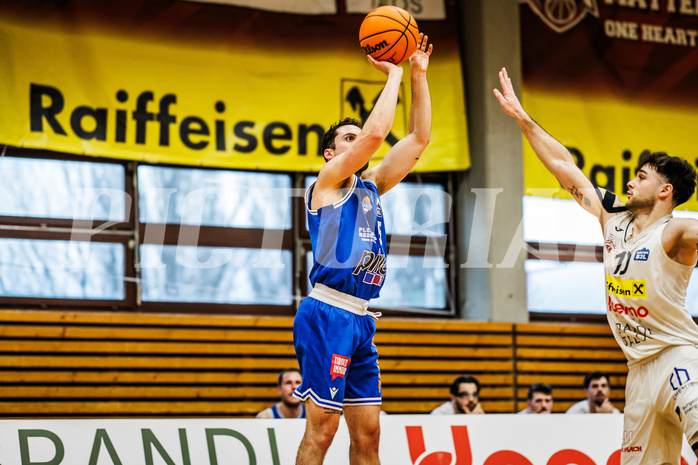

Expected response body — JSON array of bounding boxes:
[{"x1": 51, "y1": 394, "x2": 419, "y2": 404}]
[
  {"x1": 0, "y1": 148, "x2": 455, "y2": 316},
  {"x1": 524, "y1": 195, "x2": 698, "y2": 317}
]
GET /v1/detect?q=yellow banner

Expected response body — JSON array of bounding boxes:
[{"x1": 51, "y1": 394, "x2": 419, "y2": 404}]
[
  {"x1": 0, "y1": 2, "x2": 468, "y2": 173},
  {"x1": 521, "y1": 1, "x2": 698, "y2": 211},
  {"x1": 521, "y1": 88, "x2": 698, "y2": 212}
]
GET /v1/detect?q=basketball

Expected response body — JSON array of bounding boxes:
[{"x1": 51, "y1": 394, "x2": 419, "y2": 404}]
[{"x1": 359, "y1": 6, "x2": 419, "y2": 65}]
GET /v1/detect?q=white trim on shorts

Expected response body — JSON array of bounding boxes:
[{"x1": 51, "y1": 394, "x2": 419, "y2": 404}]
[
  {"x1": 293, "y1": 388, "x2": 383, "y2": 410},
  {"x1": 309, "y1": 283, "x2": 382, "y2": 319}
]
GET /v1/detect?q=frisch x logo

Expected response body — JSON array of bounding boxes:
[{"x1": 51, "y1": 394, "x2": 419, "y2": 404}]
[
  {"x1": 523, "y1": 0, "x2": 600, "y2": 33},
  {"x1": 341, "y1": 79, "x2": 408, "y2": 155}
]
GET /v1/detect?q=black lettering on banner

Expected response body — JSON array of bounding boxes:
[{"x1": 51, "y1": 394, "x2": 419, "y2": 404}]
[
  {"x1": 28, "y1": 83, "x2": 330, "y2": 157},
  {"x1": 70, "y1": 106, "x2": 108, "y2": 141},
  {"x1": 30, "y1": 83, "x2": 67, "y2": 135},
  {"x1": 132, "y1": 91, "x2": 155, "y2": 145},
  {"x1": 115, "y1": 89, "x2": 129, "y2": 143},
  {"x1": 298, "y1": 124, "x2": 325, "y2": 156},
  {"x1": 157, "y1": 94, "x2": 177, "y2": 146},
  {"x1": 180, "y1": 116, "x2": 210, "y2": 150},
  {"x1": 233, "y1": 121, "x2": 258, "y2": 153},
  {"x1": 215, "y1": 101, "x2": 226, "y2": 152},
  {"x1": 591, "y1": 164, "x2": 615, "y2": 191},
  {"x1": 568, "y1": 147, "x2": 585, "y2": 170},
  {"x1": 263, "y1": 122, "x2": 292, "y2": 155}
]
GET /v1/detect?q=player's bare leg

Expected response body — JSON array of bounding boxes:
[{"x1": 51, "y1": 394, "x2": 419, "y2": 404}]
[
  {"x1": 344, "y1": 404, "x2": 381, "y2": 465},
  {"x1": 295, "y1": 399, "x2": 341, "y2": 465}
]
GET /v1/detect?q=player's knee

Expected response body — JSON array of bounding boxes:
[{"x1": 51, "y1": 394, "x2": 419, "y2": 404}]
[
  {"x1": 350, "y1": 422, "x2": 380, "y2": 450},
  {"x1": 306, "y1": 417, "x2": 340, "y2": 449}
]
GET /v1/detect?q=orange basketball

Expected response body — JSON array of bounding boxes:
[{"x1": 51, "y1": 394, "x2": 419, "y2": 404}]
[{"x1": 359, "y1": 6, "x2": 419, "y2": 65}]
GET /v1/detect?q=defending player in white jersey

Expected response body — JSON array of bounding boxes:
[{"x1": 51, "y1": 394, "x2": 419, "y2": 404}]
[{"x1": 495, "y1": 67, "x2": 698, "y2": 464}]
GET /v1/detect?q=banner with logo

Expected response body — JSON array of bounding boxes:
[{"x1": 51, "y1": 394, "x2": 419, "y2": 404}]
[
  {"x1": 520, "y1": 0, "x2": 698, "y2": 211},
  {"x1": 1, "y1": 415, "x2": 696, "y2": 464},
  {"x1": 0, "y1": 0, "x2": 466, "y2": 173}
]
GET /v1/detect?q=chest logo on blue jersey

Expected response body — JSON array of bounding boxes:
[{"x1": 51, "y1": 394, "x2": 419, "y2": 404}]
[
  {"x1": 359, "y1": 226, "x2": 377, "y2": 243},
  {"x1": 634, "y1": 247, "x2": 650, "y2": 261},
  {"x1": 352, "y1": 250, "x2": 386, "y2": 286},
  {"x1": 362, "y1": 196, "x2": 373, "y2": 214},
  {"x1": 375, "y1": 200, "x2": 382, "y2": 218}
]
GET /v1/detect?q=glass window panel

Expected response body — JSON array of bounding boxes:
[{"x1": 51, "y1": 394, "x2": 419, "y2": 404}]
[
  {"x1": 523, "y1": 196, "x2": 603, "y2": 246},
  {"x1": 140, "y1": 245, "x2": 292, "y2": 305},
  {"x1": 304, "y1": 177, "x2": 448, "y2": 236},
  {"x1": 0, "y1": 156, "x2": 126, "y2": 221},
  {"x1": 526, "y1": 259, "x2": 605, "y2": 313},
  {"x1": 0, "y1": 238, "x2": 124, "y2": 299},
  {"x1": 306, "y1": 252, "x2": 447, "y2": 310},
  {"x1": 139, "y1": 166, "x2": 292, "y2": 229}
]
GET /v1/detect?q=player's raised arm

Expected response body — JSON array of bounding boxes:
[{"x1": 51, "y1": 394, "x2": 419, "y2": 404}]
[
  {"x1": 493, "y1": 67, "x2": 620, "y2": 224},
  {"x1": 314, "y1": 57, "x2": 403, "y2": 194},
  {"x1": 363, "y1": 33, "x2": 433, "y2": 195}
]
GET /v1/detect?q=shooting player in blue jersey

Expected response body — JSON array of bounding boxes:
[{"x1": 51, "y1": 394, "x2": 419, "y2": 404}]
[{"x1": 293, "y1": 33, "x2": 433, "y2": 465}]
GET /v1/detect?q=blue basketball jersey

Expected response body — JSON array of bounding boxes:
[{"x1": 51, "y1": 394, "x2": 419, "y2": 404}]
[{"x1": 305, "y1": 175, "x2": 387, "y2": 301}]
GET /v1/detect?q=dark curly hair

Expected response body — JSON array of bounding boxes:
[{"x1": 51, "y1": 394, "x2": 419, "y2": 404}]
[
  {"x1": 637, "y1": 150, "x2": 697, "y2": 206},
  {"x1": 321, "y1": 117, "x2": 362, "y2": 161}
]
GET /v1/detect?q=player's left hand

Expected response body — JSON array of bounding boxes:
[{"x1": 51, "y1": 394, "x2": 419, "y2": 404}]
[{"x1": 409, "y1": 33, "x2": 432, "y2": 73}]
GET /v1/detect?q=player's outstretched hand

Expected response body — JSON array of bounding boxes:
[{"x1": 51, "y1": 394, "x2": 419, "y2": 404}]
[
  {"x1": 367, "y1": 55, "x2": 401, "y2": 76},
  {"x1": 410, "y1": 33, "x2": 432, "y2": 74},
  {"x1": 493, "y1": 67, "x2": 524, "y2": 119}
]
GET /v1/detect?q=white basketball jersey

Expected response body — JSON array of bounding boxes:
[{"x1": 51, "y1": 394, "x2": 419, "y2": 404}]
[{"x1": 603, "y1": 211, "x2": 698, "y2": 366}]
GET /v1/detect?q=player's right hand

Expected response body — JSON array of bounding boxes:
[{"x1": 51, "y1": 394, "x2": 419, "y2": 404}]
[
  {"x1": 493, "y1": 67, "x2": 524, "y2": 119},
  {"x1": 367, "y1": 55, "x2": 401, "y2": 76}
]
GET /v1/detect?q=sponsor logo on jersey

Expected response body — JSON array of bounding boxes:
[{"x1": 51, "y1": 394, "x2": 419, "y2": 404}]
[
  {"x1": 670, "y1": 367, "x2": 691, "y2": 391},
  {"x1": 376, "y1": 200, "x2": 382, "y2": 218},
  {"x1": 605, "y1": 235, "x2": 619, "y2": 253},
  {"x1": 352, "y1": 250, "x2": 387, "y2": 286},
  {"x1": 634, "y1": 247, "x2": 650, "y2": 261},
  {"x1": 363, "y1": 272, "x2": 383, "y2": 286},
  {"x1": 362, "y1": 196, "x2": 372, "y2": 214},
  {"x1": 606, "y1": 276, "x2": 647, "y2": 299},
  {"x1": 329, "y1": 387, "x2": 339, "y2": 399},
  {"x1": 621, "y1": 446, "x2": 643, "y2": 454},
  {"x1": 330, "y1": 354, "x2": 351, "y2": 380},
  {"x1": 607, "y1": 296, "x2": 649, "y2": 318},
  {"x1": 622, "y1": 430, "x2": 634, "y2": 446},
  {"x1": 359, "y1": 226, "x2": 377, "y2": 243}
]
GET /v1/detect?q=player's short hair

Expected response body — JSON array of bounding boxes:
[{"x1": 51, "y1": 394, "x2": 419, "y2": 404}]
[
  {"x1": 583, "y1": 371, "x2": 610, "y2": 389},
  {"x1": 449, "y1": 375, "x2": 481, "y2": 396},
  {"x1": 527, "y1": 382, "x2": 553, "y2": 400},
  {"x1": 277, "y1": 367, "x2": 301, "y2": 386},
  {"x1": 637, "y1": 150, "x2": 697, "y2": 206},
  {"x1": 321, "y1": 117, "x2": 362, "y2": 161}
]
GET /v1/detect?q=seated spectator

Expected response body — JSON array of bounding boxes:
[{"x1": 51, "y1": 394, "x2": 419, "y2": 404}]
[
  {"x1": 566, "y1": 371, "x2": 620, "y2": 414},
  {"x1": 518, "y1": 382, "x2": 553, "y2": 414},
  {"x1": 256, "y1": 368, "x2": 305, "y2": 419},
  {"x1": 431, "y1": 375, "x2": 485, "y2": 415}
]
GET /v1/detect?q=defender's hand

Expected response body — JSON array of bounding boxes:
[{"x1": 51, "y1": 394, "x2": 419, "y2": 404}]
[{"x1": 493, "y1": 67, "x2": 524, "y2": 119}]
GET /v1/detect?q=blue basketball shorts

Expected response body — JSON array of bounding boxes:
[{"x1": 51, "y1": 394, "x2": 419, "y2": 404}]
[{"x1": 292, "y1": 296, "x2": 382, "y2": 410}]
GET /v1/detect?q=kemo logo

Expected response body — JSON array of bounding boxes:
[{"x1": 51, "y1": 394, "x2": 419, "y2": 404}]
[{"x1": 523, "y1": 0, "x2": 600, "y2": 33}]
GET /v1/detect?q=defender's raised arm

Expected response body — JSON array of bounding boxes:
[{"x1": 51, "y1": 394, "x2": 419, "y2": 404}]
[{"x1": 493, "y1": 67, "x2": 620, "y2": 224}]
